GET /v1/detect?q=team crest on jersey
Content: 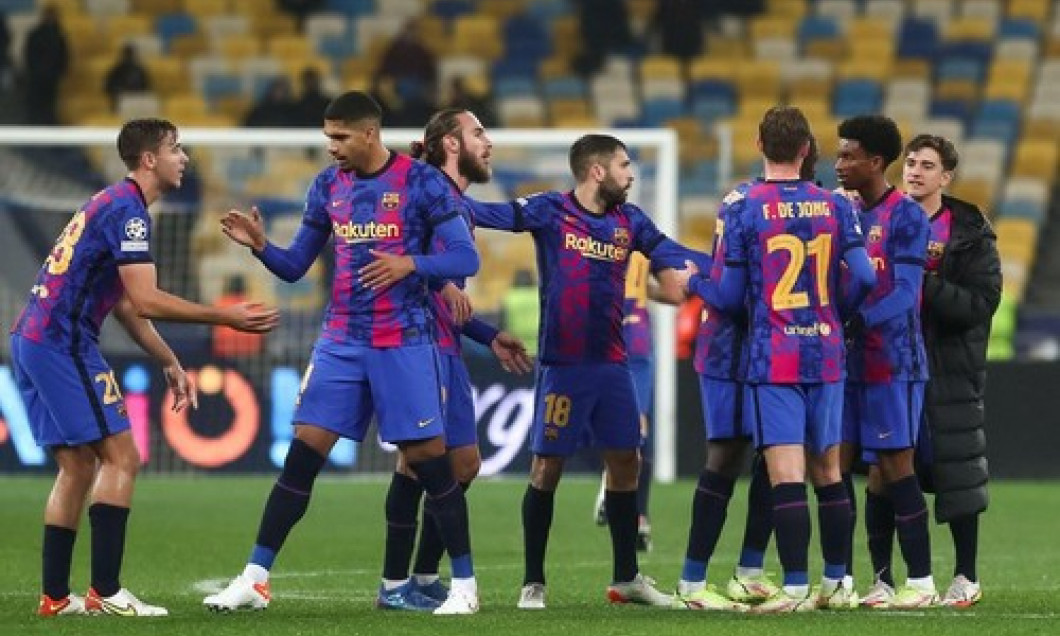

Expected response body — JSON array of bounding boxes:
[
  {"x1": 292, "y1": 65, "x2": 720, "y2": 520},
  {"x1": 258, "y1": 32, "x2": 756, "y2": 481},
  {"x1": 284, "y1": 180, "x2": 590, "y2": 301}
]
[
  {"x1": 381, "y1": 192, "x2": 401, "y2": 210},
  {"x1": 928, "y1": 241, "x2": 945, "y2": 260},
  {"x1": 867, "y1": 225, "x2": 882, "y2": 243},
  {"x1": 613, "y1": 227, "x2": 631, "y2": 247},
  {"x1": 722, "y1": 188, "x2": 745, "y2": 205}
]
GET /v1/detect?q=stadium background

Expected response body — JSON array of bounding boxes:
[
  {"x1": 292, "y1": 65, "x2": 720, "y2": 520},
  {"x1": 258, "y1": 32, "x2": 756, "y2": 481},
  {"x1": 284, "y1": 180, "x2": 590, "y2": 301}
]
[{"x1": 0, "y1": 0, "x2": 1058, "y2": 478}]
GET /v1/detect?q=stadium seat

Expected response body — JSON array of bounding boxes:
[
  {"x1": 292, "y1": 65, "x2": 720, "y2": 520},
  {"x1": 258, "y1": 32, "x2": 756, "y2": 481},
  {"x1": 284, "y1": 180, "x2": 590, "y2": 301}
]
[
  {"x1": 182, "y1": 0, "x2": 228, "y2": 16},
  {"x1": 145, "y1": 57, "x2": 192, "y2": 97},
  {"x1": 864, "y1": 0, "x2": 906, "y2": 21},
  {"x1": 324, "y1": 0, "x2": 376, "y2": 18},
  {"x1": 1007, "y1": 0, "x2": 1051, "y2": 21},
  {"x1": 814, "y1": 0, "x2": 857, "y2": 22},
  {"x1": 1010, "y1": 141, "x2": 1059, "y2": 181},
  {"x1": 911, "y1": 0, "x2": 953, "y2": 23},
  {"x1": 960, "y1": 0, "x2": 1001, "y2": 21},
  {"x1": 451, "y1": 15, "x2": 503, "y2": 60},
  {"x1": 833, "y1": 79, "x2": 883, "y2": 118},
  {"x1": 1000, "y1": 178, "x2": 1050, "y2": 224},
  {"x1": 117, "y1": 93, "x2": 161, "y2": 119}
]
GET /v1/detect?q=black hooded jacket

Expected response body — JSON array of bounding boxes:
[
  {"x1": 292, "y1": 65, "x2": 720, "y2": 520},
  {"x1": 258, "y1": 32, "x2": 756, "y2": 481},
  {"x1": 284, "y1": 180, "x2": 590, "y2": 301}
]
[{"x1": 918, "y1": 194, "x2": 1002, "y2": 522}]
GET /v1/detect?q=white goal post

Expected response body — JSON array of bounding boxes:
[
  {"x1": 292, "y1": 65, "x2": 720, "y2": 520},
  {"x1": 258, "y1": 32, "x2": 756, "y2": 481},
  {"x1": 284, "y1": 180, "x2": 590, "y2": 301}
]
[{"x1": 0, "y1": 126, "x2": 682, "y2": 482}]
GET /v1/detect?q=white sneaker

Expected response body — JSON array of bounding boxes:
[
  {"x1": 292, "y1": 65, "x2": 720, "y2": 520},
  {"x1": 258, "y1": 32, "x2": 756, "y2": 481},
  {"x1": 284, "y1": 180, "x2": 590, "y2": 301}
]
[
  {"x1": 816, "y1": 579, "x2": 858, "y2": 609},
  {"x1": 86, "y1": 587, "x2": 168, "y2": 617},
  {"x1": 941, "y1": 575, "x2": 981, "y2": 608},
  {"x1": 203, "y1": 574, "x2": 270, "y2": 611},
  {"x1": 38, "y1": 593, "x2": 87, "y2": 616},
  {"x1": 606, "y1": 573, "x2": 672, "y2": 607},
  {"x1": 433, "y1": 589, "x2": 479, "y2": 615},
  {"x1": 859, "y1": 578, "x2": 896, "y2": 608},
  {"x1": 517, "y1": 583, "x2": 546, "y2": 609}
]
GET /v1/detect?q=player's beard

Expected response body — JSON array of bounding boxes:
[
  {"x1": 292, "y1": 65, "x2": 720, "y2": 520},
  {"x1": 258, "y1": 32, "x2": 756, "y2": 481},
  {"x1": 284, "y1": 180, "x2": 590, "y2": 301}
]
[
  {"x1": 457, "y1": 145, "x2": 490, "y2": 184},
  {"x1": 599, "y1": 174, "x2": 629, "y2": 208}
]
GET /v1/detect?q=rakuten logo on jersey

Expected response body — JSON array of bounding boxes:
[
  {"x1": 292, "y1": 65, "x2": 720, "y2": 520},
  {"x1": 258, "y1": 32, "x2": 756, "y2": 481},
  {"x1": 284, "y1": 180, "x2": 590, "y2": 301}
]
[
  {"x1": 333, "y1": 221, "x2": 401, "y2": 243},
  {"x1": 563, "y1": 232, "x2": 628, "y2": 262}
]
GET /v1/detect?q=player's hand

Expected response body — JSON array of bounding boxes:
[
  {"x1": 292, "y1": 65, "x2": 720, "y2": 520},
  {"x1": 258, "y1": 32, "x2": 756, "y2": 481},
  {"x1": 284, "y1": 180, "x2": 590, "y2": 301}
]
[
  {"x1": 223, "y1": 302, "x2": 280, "y2": 333},
  {"x1": 360, "y1": 250, "x2": 416, "y2": 289},
  {"x1": 491, "y1": 331, "x2": 533, "y2": 374},
  {"x1": 220, "y1": 206, "x2": 267, "y2": 252},
  {"x1": 163, "y1": 363, "x2": 198, "y2": 412},
  {"x1": 441, "y1": 282, "x2": 473, "y2": 325},
  {"x1": 673, "y1": 259, "x2": 699, "y2": 293}
]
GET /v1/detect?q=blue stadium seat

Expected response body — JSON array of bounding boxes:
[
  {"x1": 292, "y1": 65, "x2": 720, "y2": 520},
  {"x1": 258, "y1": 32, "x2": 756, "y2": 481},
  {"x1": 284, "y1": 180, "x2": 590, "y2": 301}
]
[
  {"x1": 998, "y1": 18, "x2": 1040, "y2": 40},
  {"x1": 491, "y1": 59, "x2": 540, "y2": 86},
  {"x1": 318, "y1": 35, "x2": 357, "y2": 60},
  {"x1": 689, "y1": 79, "x2": 737, "y2": 105},
  {"x1": 504, "y1": 14, "x2": 552, "y2": 62},
  {"x1": 493, "y1": 75, "x2": 538, "y2": 99},
  {"x1": 935, "y1": 41, "x2": 993, "y2": 67},
  {"x1": 202, "y1": 74, "x2": 243, "y2": 104},
  {"x1": 527, "y1": 0, "x2": 572, "y2": 21},
  {"x1": 798, "y1": 15, "x2": 840, "y2": 47},
  {"x1": 679, "y1": 161, "x2": 719, "y2": 197},
  {"x1": 897, "y1": 17, "x2": 938, "y2": 60},
  {"x1": 0, "y1": 0, "x2": 36, "y2": 11},
  {"x1": 690, "y1": 95, "x2": 736, "y2": 124},
  {"x1": 641, "y1": 97, "x2": 686, "y2": 127},
  {"x1": 833, "y1": 79, "x2": 882, "y2": 117},
  {"x1": 935, "y1": 56, "x2": 985, "y2": 82},
  {"x1": 431, "y1": 0, "x2": 475, "y2": 21},
  {"x1": 542, "y1": 76, "x2": 586, "y2": 99},
  {"x1": 929, "y1": 99, "x2": 974, "y2": 128},
  {"x1": 1000, "y1": 197, "x2": 1047, "y2": 224},
  {"x1": 324, "y1": 0, "x2": 376, "y2": 18},
  {"x1": 155, "y1": 13, "x2": 197, "y2": 54}
]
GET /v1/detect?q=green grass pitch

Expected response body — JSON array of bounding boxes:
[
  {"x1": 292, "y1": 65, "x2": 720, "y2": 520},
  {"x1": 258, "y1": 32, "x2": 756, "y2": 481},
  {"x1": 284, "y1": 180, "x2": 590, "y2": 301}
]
[{"x1": 1, "y1": 476, "x2": 1057, "y2": 635}]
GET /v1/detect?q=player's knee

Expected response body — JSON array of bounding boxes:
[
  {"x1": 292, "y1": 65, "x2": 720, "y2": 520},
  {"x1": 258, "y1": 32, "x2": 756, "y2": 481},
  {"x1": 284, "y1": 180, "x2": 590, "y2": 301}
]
[
  {"x1": 705, "y1": 440, "x2": 747, "y2": 478},
  {"x1": 530, "y1": 456, "x2": 563, "y2": 490},
  {"x1": 453, "y1": 458, "x2": 480, "y2": 484}
]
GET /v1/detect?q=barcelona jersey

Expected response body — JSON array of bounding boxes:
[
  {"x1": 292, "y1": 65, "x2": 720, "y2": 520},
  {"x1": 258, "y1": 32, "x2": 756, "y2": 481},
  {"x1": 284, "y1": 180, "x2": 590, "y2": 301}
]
[
  {"x1": 12, "y1": 178, "x2": 153, "y2": 352},
  {"x1": 722, "y1": 180, "x2": 865, "y2": 384},
  {"x1": 428, "y1": 173, "x2": 474, "y2": 357},
  {"x1": 846, "y1": 188, "x2": 929, "y2": 383},
  {"x1": 304, "y1": 153, "x2": 469, "y2": 348},
  {"x1": 471, "y1": 191, "x2": 692, "y2": 365},
  {"x1": 622, "y1": 252, "x2": 652, "y2": 361}
]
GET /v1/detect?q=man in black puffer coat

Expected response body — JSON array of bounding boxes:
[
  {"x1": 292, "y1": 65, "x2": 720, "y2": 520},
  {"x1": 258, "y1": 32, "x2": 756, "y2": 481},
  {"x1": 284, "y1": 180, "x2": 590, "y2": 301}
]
[{"x1": 904, "y1": 134, "x2": 1001, "y2": 607}]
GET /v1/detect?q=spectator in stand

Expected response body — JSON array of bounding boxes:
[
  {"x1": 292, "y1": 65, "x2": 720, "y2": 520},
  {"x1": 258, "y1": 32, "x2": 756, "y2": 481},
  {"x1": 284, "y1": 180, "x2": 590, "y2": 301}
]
[
  {"x1": 293, "y1": 67, "x2": 332, "y2": 127},
  {"x1": 275, "y1": 0, "x2": 324, "y2": 32},
  {"x1": 104, "y1": 44, "x2": 151, "y2": 112},
  {"x1": 23, "y1": 4, "x2": 68, "y2": 125},
  {"x1": 244, "y1": 77, "x2": 297, "y2": 127},
  {"x1": 649, "y1": 0, "x2": 708, "y2": 81},
  {"x1": 573, "y1": 0, "x2": 634, "y2": 77},
  {"x1": 374, "y1": 20, "x2": 438, "y2": 106},
  {"x1": 446, "y1": 77, "x2": 497, "y2": 128}
]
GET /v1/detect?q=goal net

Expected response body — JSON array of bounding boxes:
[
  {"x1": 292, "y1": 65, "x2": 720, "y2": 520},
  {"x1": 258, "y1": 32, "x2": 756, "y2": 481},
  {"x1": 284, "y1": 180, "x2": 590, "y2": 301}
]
[{"x1": 0, "y1": 126, "x2": 682, "y2": 481}]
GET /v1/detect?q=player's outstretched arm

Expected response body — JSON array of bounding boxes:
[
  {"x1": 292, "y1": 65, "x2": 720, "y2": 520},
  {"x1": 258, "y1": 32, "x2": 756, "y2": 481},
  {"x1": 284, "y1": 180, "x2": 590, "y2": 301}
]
[
  {"x1": 840, "y1": 246, "x2": 876, "y2": 315},
  {"x1": 119, "y1": 262, "x2": 279, "y2": 333},
  {"x1": 222, "y1": 206, "x2": 329, "y2": 283},
  {"x1": 113, "y1": 294, "x2": 198, "y2": 412}
]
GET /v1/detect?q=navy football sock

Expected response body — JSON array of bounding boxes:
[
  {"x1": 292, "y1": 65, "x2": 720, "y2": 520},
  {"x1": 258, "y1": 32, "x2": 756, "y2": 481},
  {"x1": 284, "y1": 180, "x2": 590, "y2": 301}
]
[
  {"x1": 89, "y1": 503, "x2": 130, "y2": 597},
  {"x1": 684, "y1": 470, "x2": 735, "y2": 569},
  {"x1": 522, "y1": 485, "x2": 554, "y2": 585},
  {"x1": 382, "y1": 472, "x2": 423, "y2": 581},
  {"x1": 841, "y1": 473, "x2": 857, "y2": 577},
  {"x1": 252, "y1": 438, "x2": 327, "y2": 569},
  {"x1": 605, "y1": 490, "x2": 640, "y2": 583},
  {"x1": 409, "y1": 455, "x2": 473, "y2": 578},
  {"x1": 815, "y1": 482, "x2": 851, "y2": 580},
  {"x1": 865, "y1": 488, "x2": 896, "y2": 586},
  {"x1": 888, "y1": 475, "x2": 932, "y2": 579},
  {"x1": 949, "y1": 513, "x2": 979, "y2": 582},
  {"x1": 739, "y1": 453, "x2": 773, "y2": 568},
  {"x1": 42, "y1": 525, "x2": 77, "y2": 599},
  {"x1": 772, "y1": 482, "x2": 810, "y2": 586},
  {"x1": 414, "y1": 482, "x2": 470, "y2": 576}
]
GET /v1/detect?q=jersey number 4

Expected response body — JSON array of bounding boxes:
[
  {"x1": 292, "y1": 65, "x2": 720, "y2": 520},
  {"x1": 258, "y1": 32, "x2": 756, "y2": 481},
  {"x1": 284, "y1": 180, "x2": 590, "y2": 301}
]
[{"x1": 766, "y1": 233, "x2": 832, "y2": 310}]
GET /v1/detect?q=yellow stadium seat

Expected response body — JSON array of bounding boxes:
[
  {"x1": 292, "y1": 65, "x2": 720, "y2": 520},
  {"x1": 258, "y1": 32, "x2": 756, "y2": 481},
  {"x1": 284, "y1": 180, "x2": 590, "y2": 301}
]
[
  {"x1": 552, "y1": 114, "x2": 601, "y2": 129},
  {"x1": 170, "y1": 34, "x2": 209, "y2": 59},
  {"x1": 217, "y1": 35, "x2": 261, "y2": 60},
  {"x1": 280, "y1": 57, "x2": 331, "y2": 83},
  {"x1": 1023, "y1": 117, "x2": 1060, "y2": 138},
  {"x1": 984, "y1": 77, "x2": 1029, "y2": 101},
  {"x1": 105, "y1": 15, "x2": 152, "y2": 37},
  {"x1": 249, "y1": 14, "x2": 298, "y2": 39},
  {"x1": 451, "y1": 15, "x2": 503, "y2": 60},
  {"x1": 640, "y1": 55, "x2": 682, "y2": 82},
  {"x1": 1007, "y1": 0, "x2": 1050, "y2": 21},
  {"x1": 995, "y1": 217, "x2": 1038, "y2": 246},
  {"x1": 838, "y1": 58, "x2": 893, "y2": 82},
  {"x1": 145, "y1": 58, "x2": 192, "y2": 97},
  {"x1": 132, "y1": 0, "x2": 182, "y2": 13},
  {"x1": 688, "y1": 57, "x2": 737, "y2": 82},
  {"x1": 892, "y1": 59, "x2": 931, "y2": 80},
  {"x1": 626, "y1": 0, "x2": 656, "y2": 21},
  {"x1": 949, "y1": 179, "x2": 996, "y2": 211},
  {"x1": 935, "y1": 79, "x2": 978, "y2": 101},
  {"x1": 415, "y1": 16, "x2": 448, "y2": 56},
  {"x1": 944, "y1": 17, "x2": 995, "y2": 41},
  {"x1": 847, "y1": 17, "x2": 893, "y2": 42},
  {"x1": 51, "y1": 0, "x2": 85, "y2": 15},
  {"x1": 765, "y1": 0, "x2": 807, "y2": 19},
  {"x1": 550, "y1": 16, "x2": 580, "y2": 59},
  {"x1": 479, "y1": 0, "x2": 530, "y2": 20},
  {"x1": 538, "y1": 57, "x2": 572, "y2": 81},
  {"x1": 183, "y1": 0, "x2": 229, "y2": 16},
  {"x1": 61, "y1": 94, "x2": 112, "y2": 125},
  {"x1": 548, "y1": 98, "x2": 591, "y2": 121},
  {"x1": 341, "y1": 57, "x2": 374, "y2": 85},
  {"x1": 1010, "y1": 141, "x2": 1059, "y2": 181},
  {"x1": 786, "y1": 77, "x2": 833, "y2": 103},
  {"x1": 164, "y1": 94, "x2": 210, "y2": 119},
  {"x1": 680, "y1": 215, "x2": 717, "y2": 250},
  {"x1": 988, "y1": 59, "x2": 1033, "y2": 84},
  {"x1": 750, "y1": 17, "x2": 795, "y2": 41},
  {"x1": 804, "y1": 39, "x2": 846, "y2": 63},
  {"x1": 736, "y1": 60, "x2": 781, "y2": 100},
  {"x1": 267, "y1": 36, "x2": 313, "y2": 59},
  {"x1": 215, "y1": 95, "x2": 250, "y2": 121}
]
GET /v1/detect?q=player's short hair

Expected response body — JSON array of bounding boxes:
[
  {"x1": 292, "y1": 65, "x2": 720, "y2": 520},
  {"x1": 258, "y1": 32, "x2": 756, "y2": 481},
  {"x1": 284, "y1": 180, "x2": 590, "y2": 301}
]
[
  {"x1": 569, "y1": 134, "x2": 627, "y2": 181},
  {"x1": 904, "y1": 133, "x2": 959, "y2": 172},
  {"x1": 324, "y1": 91, "x2": 383, "y2": 126},
  {"x1": 411, "y1": 108, "x2": 466, "y2": 167},
  {"x1": 838, "y1": 114, "x2": 903, "y2": 168},
  {"x1": 759, "y1": 106, "x2": 812, "y2": 164},
  {"x1": 800, "y1": 134, "x2": 818, "y2": 182},
  {"x1": 117, "y1": 118, "x2": 177, "y2": 170}
]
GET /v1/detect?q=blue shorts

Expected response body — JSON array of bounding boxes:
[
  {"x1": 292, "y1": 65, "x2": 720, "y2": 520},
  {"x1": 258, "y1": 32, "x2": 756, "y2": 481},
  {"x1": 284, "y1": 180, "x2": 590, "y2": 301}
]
[
  {"x1": 293, "y1": 340, "x2": 444, "y2": 444},
  {"x1": 10, "y1": 334, "x2": 130, "y2": 447},
  {"x1": 849, "y1": 381, "x2": 925, "y2": 453},
  {"x1": 531, "y1": 363, "x2": 640, "y2": 456},
  {"x1": 440, "y1": 353, "x2": 477, "y2": 449},
  {"x1": 628, "y1": 355, "x2": 653, "y2": 419},
  {"x1": 745, "y1": 382, "x2": 843, "y2": 455},
  {"x1": 698, "y1": 376, "x2": 749, "y2": 440},
  {"x1": 841, "y1": 382, "x2": 860, "y2": 446}
]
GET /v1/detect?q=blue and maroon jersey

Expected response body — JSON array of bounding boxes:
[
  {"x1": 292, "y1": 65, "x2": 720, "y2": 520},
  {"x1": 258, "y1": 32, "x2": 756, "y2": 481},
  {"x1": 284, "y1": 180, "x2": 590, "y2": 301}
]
[
  {"x1": 429, "y1": 173, "x2": 475, "y2": 357},
  {"x1": 722, "y1": 180, "x2": 864, "y2": 384},
  {"x1": 694, "y1": 182, "x2": 752, "y2": 379},
  {"x1": 305, "y1": 153, "x2": 470, "y2": 347},
  {"x1": 846, "y1": 188, "x2": 929, "y2": 383},
  {"x1": 623, "y1": 252, "x2": 652, "y2": 361},
  {"x1": 925, "y1": 207, "x2": 952, "y2": 274},
  {"x1": 470, "y1": 191, "x2": 693, "y2": 365},
  {"x1": 11, "y1": 178, "x2": 153, "y2": 352}
]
